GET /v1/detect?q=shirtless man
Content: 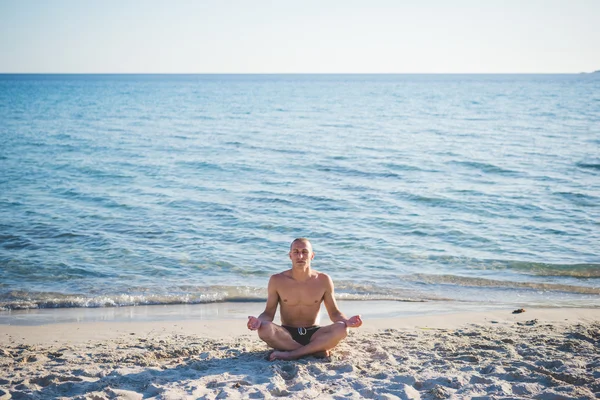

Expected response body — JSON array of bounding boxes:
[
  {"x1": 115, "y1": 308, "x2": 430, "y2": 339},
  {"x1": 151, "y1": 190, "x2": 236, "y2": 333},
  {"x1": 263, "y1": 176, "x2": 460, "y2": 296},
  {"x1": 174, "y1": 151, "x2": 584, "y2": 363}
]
[{"x1": 247, "y1": 238, "x2": 362, "y2": 360}]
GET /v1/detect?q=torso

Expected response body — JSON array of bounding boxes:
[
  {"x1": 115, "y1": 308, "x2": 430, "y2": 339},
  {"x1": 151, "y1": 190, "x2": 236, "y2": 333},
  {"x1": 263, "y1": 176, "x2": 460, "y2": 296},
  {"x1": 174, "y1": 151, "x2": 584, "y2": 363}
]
[{"x1": 274, "y1": 270, "x2": 328, "y2": 327}]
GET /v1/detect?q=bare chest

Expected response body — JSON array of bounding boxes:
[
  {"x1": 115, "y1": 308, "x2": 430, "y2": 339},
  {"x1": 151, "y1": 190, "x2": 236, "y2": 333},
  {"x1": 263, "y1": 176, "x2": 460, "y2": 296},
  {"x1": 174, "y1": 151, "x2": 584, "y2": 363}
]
[{"x1": 277, "y1": 280, "x2": 325, "y2": 307}]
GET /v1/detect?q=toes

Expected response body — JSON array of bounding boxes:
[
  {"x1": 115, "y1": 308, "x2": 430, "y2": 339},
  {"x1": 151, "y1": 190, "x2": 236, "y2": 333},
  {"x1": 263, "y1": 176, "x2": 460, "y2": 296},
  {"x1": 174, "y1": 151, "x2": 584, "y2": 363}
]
[{"x1": 312, "y1": 350, "x2": 331, "y2": 359}]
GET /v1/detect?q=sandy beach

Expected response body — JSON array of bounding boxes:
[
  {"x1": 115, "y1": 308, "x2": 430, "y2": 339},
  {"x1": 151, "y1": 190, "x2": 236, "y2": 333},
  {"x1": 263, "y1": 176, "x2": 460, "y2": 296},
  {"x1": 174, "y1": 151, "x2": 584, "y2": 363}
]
[{"x1": 1, "y1": 306, "x2": 599, "y2": 399}]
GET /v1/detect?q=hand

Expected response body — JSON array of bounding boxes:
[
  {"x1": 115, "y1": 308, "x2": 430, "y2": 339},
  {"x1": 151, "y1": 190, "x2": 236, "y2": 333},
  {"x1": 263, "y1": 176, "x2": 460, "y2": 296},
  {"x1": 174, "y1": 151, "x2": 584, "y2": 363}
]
[
  {"x1": 247, "y1": 316, "x2": 262, "y2": 330},
  {"x1": 345, "y1": 315, "x2": 363, "y2": 328}
]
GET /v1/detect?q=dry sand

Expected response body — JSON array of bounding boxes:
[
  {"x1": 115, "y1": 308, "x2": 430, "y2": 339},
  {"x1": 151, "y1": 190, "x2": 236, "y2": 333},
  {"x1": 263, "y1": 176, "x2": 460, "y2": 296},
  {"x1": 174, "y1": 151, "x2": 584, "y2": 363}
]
[{"x1": 0, "y1": 307, "x2": 599, "y2": 399}]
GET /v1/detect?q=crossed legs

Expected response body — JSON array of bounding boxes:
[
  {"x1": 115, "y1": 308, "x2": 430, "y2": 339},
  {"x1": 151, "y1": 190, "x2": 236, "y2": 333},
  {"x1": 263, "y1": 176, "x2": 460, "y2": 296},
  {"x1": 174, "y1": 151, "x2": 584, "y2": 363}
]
[{"x1": 257, "y1": 321, "x2": 348, "y2": 360}]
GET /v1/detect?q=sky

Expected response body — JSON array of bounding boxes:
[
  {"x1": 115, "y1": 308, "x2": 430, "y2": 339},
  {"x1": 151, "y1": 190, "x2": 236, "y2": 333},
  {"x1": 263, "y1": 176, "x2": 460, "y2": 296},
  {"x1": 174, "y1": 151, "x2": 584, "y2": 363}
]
[{"x1": 0, "y1": 0, "x2": 599, "y2": 73}]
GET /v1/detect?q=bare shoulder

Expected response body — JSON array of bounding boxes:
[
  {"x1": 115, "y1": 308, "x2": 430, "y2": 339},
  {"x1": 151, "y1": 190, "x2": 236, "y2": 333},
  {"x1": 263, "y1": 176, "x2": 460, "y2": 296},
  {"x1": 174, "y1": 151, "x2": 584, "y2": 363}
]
[
  {"x1": 314, "y1": 271, "x2": 334, "y2": 285},
  {"x1": 270, "y1": 270, "x2": 292, "y2": 284}
]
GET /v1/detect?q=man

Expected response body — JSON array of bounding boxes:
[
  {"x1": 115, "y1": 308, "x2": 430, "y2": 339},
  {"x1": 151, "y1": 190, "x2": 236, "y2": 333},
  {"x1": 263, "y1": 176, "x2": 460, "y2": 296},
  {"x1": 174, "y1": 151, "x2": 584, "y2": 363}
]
[{"x1": 247, "y1": 238, "x2": 362, "y2": 360}]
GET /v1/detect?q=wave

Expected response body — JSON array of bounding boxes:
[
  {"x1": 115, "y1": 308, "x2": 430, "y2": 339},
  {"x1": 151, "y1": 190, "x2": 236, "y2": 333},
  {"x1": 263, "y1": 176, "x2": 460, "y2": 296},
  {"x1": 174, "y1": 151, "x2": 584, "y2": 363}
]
[
  {"x1": 405, "y1": 273, "x2": 600, "y2": 295},
  {"x1": 0, "y1": 290, "x2": 257, "y2": 311},
  {"x1": 0, "y1": 288, "x2": 424, "y2": 311},
  {"x1": 314, "y1": 164, "x2": 402, "y2": 180},
  {"x1": 576, "y1": 162, "x2": 600, "y2": 171},
  {"x1": 175, "y1": 160, "x2": 224, "y2": 172},
  {"x1": 476, "y1": 260, "x2": 600, "y2": 278},
  {"x1": 1, "y1": 268, "x2": 597, "y2": 311},
  {"x1": 423, "y1": 256, "x2": 600, "y2": 278},
  {"x1": 448, "y1": 160, "x2": 520, "y2": 175},
  {"x1": 554, "y1": 191, "x2": 599, "y2": 207}
]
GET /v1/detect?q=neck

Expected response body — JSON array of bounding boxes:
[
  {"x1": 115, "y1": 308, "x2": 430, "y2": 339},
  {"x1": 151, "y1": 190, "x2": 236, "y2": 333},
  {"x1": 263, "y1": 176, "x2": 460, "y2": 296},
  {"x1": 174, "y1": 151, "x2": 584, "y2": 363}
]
[{"x1": 291, "y1": 265, "x2": 311, "y2": 280}]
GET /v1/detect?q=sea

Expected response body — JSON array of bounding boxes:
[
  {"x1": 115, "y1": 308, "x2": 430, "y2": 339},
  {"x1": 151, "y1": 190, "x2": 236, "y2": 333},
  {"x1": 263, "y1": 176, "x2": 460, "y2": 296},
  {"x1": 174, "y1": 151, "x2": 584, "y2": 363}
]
[{"x1": 1, "y1": 73, "x2": 599, "y2": 318}]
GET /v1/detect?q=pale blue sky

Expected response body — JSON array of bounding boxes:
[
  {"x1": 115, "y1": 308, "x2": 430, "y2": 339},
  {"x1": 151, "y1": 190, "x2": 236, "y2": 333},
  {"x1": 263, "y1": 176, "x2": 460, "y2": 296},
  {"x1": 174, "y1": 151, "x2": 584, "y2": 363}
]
[{"x1": 1, "y1": 0, "x2": 598, "y2": 73}]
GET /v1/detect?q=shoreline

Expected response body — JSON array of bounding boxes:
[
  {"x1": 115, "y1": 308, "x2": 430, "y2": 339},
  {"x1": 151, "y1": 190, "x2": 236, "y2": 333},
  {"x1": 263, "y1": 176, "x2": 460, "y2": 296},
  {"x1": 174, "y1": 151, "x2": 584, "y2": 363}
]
[
  {"x1": 2, "y1": 298, "x2": 597, "y2": 327},
  {"x1": 1, "y1": 307, "x2": 598, "y2": 399},
  {"x1": 0, "y1": 300, "x2": 493, "y2": 326},
  {"x1": 2, "y1": 306, "x2": 599, "y2": 346}
]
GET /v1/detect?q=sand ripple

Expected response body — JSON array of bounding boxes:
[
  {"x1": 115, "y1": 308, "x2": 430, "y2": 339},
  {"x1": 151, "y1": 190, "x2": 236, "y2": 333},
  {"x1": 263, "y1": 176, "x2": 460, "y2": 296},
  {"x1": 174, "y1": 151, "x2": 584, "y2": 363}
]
[{"x1": 1, "y1": 321, "x2": 598, "y2": 399}]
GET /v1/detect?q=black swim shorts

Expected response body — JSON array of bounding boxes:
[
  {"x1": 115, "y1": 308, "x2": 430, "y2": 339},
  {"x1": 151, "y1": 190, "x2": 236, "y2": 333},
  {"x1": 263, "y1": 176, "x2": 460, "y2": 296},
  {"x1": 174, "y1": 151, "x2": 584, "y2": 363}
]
[{"x1": 282, "y1": 325, "x2": 320, "y2": 346}]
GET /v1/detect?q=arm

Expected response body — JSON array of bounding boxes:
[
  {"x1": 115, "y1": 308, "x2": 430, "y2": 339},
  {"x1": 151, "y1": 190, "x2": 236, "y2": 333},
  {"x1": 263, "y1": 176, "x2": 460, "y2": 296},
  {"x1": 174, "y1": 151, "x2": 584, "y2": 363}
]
[
  {"x1": 322, "y1": 274, "x2": 362, "y2": 328},
  {"x1": 248, "y1": 275, "x2": 279, "y2": 330}
]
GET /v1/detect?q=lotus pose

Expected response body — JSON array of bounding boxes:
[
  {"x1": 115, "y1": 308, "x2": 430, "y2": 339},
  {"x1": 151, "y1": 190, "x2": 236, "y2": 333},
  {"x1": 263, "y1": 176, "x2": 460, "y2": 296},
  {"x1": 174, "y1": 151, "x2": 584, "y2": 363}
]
[{"x1": 247, "y1": 238, "x2": 362, "y2": 360}]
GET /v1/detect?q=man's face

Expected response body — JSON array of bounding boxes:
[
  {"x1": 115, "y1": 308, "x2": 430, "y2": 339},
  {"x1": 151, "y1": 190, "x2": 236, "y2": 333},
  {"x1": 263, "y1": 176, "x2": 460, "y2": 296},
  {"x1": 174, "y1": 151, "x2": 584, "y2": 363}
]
[{"x1": 289, "y1": 241, "x2": 314, "y2": 268}]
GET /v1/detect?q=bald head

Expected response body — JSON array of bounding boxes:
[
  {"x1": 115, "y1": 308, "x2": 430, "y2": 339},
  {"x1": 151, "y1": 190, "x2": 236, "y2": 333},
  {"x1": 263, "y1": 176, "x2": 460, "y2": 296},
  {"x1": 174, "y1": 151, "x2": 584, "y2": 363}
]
[
  {"x1": 289, "y1": 238, "x2": 314, "y2": 268},
  {"x1": 290, "y1": 238, "x2": 312, "y2": 251}
]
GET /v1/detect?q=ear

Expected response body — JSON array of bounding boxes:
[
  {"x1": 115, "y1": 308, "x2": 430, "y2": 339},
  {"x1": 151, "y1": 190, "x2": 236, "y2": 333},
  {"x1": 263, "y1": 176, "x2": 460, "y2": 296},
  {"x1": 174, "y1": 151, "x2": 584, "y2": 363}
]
[{"x1": 311, "y1": 252, "x2": 315, "y2": 260}]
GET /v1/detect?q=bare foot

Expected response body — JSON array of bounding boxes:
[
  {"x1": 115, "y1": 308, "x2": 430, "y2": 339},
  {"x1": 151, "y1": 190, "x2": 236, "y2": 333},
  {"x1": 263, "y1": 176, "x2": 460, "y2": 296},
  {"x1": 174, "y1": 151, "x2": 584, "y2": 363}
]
[
  {"x1": 269, "y1": 349, "x2": 330, "y2": 361},
  {"x1": 269, "y1": 350, "x2": 295, "y2": 361},
  {"x1": 312, "y1": 350, "x2": 331, "y2": 358}
]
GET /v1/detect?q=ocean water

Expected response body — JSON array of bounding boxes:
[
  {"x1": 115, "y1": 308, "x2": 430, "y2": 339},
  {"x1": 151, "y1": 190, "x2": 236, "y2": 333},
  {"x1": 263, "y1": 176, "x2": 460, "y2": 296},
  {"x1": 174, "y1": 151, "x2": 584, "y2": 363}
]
[{"x1": 1, "y1": 74, "x2": 599, "y2": 312}]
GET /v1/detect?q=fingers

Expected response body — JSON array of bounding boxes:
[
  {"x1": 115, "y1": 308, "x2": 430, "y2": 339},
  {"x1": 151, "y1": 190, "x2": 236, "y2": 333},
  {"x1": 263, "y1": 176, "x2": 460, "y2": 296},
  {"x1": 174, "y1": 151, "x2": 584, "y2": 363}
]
[
  {"x1": 247, "y1": 316, "x2": 261, "y2": 330},
  {"x1": 348, "y1": 315, "x2": 363, "y2": 327}
]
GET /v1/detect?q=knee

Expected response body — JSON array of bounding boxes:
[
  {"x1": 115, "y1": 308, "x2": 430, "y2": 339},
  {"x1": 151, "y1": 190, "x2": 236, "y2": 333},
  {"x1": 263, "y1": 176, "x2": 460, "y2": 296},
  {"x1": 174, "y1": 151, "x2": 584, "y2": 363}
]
[
  {"x1": 257, "y1": 321, "x2": 276, "y2": 341},
  {"x1": 333, "y1": 322, "x2": 348, "y2": 340}
]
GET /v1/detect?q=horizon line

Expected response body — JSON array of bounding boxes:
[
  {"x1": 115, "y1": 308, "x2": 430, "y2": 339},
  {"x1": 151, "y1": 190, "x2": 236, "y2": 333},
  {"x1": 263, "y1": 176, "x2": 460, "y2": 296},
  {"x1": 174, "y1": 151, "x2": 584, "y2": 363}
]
[{"x1": 0, "y1": 71, "x2": 597, "y2": 75}]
